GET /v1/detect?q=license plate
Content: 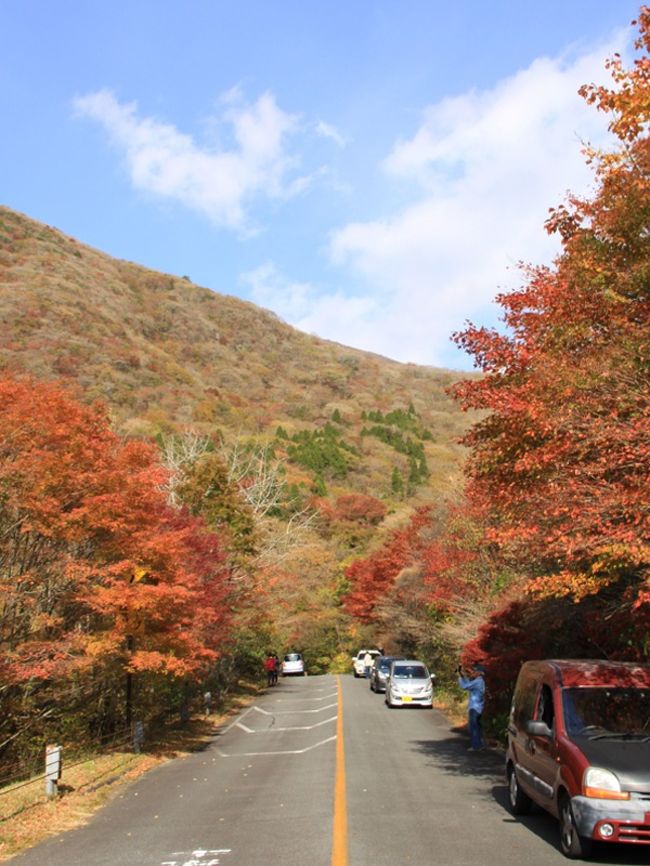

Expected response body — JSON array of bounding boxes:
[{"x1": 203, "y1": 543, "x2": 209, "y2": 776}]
[{"x1": 401, "y1": 696, "x2": 412, "y2": 702}]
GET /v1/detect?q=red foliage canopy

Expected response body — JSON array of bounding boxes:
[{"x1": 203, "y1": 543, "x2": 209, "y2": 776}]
[
  {"x1": 323, "y1": 492, "x2": 387, "y2": 525},
  {"x1": 0, "y1": 376, "x2": 232, "y2": 684},
  {"x1": 343, "y1": 507, "x2": 433, "y2": 621},
  {"x1": 453, "y1": 12, "x2": 650, "y2": 620}
]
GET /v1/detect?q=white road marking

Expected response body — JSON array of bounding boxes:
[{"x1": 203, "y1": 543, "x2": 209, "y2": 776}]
[
  {"x1": 218, "y1": 706, "x2": 255, "y2": 736},
  {"x1": 161, "y1": 849, "x2": 232, "y2": 866},
  {"x1": 235, "y1": 715, "x2": 337, "y2": 734},
  {"x1": 216, "y1": 734, "x2": 337, "y2": 758},
  {"x1": 218, "y1": 690, "x2": 336, "y2": 737},
  {"x1": 273, "y1": 716, "x2": 337, "y2": 731},
  {"x1": 252, "y1": 703, "x2": 337, "y2": 715},
  {"x1": 275, "y1": 692, "x2": 337, "y2": 702}
]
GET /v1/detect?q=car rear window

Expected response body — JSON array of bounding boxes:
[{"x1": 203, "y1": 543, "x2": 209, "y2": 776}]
[
  {"x1": 563, "y1": 687, "x2": 650, "y2": 738},
  {"x1": 393, "y1": 664, "x2": 428, "y2": 679},
  {"x1": 285, "y1": 653, "x2": 302, "y2": 662}
]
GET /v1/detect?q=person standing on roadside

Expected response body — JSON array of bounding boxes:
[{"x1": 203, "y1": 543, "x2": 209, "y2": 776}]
[
  {"x1": 458, "y1": 663, "x2": 486, "y2": 750},
  {"x1": 203, "y1": 690, "x2": 213, "y2": 717},
  {"x1": 264, "y1": 653, "x2": 276, "y2": 687},
  {"x1": 363, "y1": 650, "x2": 373, "y2": 678}
]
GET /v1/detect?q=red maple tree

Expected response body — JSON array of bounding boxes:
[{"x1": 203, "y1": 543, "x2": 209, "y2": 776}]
[
  {"x1": 0, "y1": 376, "x2": 232, "y2": 687},
  {"x1": 343, "y1": 507, "x2": 434, "y2": 622}
]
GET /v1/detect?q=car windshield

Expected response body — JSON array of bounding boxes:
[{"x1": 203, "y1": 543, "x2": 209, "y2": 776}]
[
  {"x1": 392, "y1": 665, "x2": 428, "y2": 679},
  {"x1": 562, "y1": 687, "x2": 650, "y2": 738},
  {"x1": 285, "y1": 653, "x2": 301, "y2": 662}
]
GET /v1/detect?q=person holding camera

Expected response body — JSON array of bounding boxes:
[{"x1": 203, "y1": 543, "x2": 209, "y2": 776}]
[{"x1": 458, "y1": 662, "x2": 487, "y2": 751}]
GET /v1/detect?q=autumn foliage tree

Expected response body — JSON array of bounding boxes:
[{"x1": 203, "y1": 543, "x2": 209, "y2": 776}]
[
  {"x1": 0, "y1": 376, "x2": 232, "y2": 760},
  {"x1": 341, "y1": 10, "x2": 650, "y2": 699},
  {"x1": 452, "y1": 9, "x2": 650, "y2": 664},
  {"x1": 343, "y1": 507, "x2": 435, "y2": 622}
]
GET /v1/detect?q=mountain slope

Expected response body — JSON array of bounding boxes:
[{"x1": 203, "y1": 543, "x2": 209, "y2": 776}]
[{"x1": 0, "y1": 205, "x2": 474, "y2": 502}]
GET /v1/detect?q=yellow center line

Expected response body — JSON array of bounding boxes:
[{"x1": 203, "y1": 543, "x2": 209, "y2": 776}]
[{"x1": 332, "y1": 674, "x2": 349, "y2": 866}]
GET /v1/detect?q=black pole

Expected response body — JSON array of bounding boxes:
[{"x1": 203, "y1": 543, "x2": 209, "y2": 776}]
[{"x1": 126, "y1": 635, "x2": 134, "y2": 729}]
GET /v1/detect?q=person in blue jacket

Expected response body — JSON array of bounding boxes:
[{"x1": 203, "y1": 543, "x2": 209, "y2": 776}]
[{"x1": 458, "y1": 663, "x2": 486, "y2": 750}]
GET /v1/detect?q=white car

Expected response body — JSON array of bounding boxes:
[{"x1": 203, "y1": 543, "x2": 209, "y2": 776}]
[
  {"x1": 352, "y1": 649, "x2": 381, "y2": 678},
  {"x1": 282, "y1": 652, "x2": 305, "y2": 676},
  {"x1": 385, "y1": 660, "x2": 434, "y2": 708}
]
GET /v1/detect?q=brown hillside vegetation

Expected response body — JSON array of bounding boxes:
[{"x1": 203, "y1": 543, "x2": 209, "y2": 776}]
[
  {"x1": 0, "y1": 203, "x2": 480, "y2": 700},
  {"x1": 0, "y1": 205, "x2": 473, "y2": 503}
]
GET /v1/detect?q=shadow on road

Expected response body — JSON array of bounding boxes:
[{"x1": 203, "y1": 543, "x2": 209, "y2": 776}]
[
  {"x1": 411, "y1": 735, "x2": 650, "y2": 865},
  {"x1": 410, "y1": 734, "x2": 504, "y2": 785}
]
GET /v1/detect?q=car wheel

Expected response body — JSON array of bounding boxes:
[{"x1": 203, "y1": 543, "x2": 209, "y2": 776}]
[
  {"x1": 559, "y1": 795, "x2": 592, "y2": 859},
  {"x1": 353, "y1": 672, "x2": 359, "y2": 678},
  {"x1": 508, "y1": 764, "x2": 532, "y2": 815}
]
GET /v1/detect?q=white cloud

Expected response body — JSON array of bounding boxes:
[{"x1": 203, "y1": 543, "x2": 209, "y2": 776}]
[
  {"x1": 241, "y1": 261, "x2": 377, "y2": 349},
  {"x1": 319, "y1": 35, "x2": 628, "y2": 367},
  {"x1": 242, "y1": 261, "x2": 315, "y2": 314},
  {"x1": 315, "y1": 120, "x2": 348, "y2": 148},
  {"x1": 74, "y1": 89, "x2": 309, "y2": 232}
]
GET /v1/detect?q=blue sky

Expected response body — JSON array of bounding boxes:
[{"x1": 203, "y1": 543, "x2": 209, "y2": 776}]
[{"x1": 1, "y1": 1, "x2": 641, "y2": 369}]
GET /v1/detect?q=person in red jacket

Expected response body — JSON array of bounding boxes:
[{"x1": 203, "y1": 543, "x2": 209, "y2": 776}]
[{"x1": 264, "y1": 654, "x2": 276, "y2": 687}]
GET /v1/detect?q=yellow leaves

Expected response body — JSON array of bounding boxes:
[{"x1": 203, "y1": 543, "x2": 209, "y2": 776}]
[
  {"x1": 527, "y1": 571, "x2": 603, "y2": 602},
  {"x1": 527, "y1": 542, "x2": 643, "y2": 603},
  {"x1": 131, "y1": 566, "x2": 148, "y2": 583}
]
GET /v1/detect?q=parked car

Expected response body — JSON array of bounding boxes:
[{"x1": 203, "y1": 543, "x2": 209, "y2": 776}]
[
  {"x1": 506, "y1": 659, "x2": 650, "y2": 859},
  {"x1": 385, "y1": 660, "x2": 434, "y2": 708},
  {"x1": 281, "y1": 652, "x2": 305, "y2": 676},
  {"x1": 370, "y1": 656, "x2": 404, "y2": 693},
  {"x1": 352, "y1": 649, "x2": 381, "y2": 678}
]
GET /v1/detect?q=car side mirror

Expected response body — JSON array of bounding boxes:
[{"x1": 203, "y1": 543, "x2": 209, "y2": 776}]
[{"x1": 525, "y1": 720, "x2": 552, "y2": 738}]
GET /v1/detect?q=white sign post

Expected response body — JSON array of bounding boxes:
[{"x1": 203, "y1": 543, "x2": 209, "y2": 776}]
[{"x1": 45, "y1": 744, "x2": 62, "y2": 798}]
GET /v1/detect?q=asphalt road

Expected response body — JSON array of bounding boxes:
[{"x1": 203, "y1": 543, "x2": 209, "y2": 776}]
[{"x1": 8, "y1": 674, "x2": 650, "y2": 866}]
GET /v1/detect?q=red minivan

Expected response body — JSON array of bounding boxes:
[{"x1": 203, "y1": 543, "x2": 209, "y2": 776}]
[{"x1": 506, "y1": 659, "x2": 650, "y2": 859}]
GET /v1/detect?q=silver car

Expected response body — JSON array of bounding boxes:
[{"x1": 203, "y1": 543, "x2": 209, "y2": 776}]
[
  {"x1": 385, "y1": 660, "x2": 435, "y2": 708},
  {"x1": 281, "y1": 652, "x2": 305, "y2": 676}
]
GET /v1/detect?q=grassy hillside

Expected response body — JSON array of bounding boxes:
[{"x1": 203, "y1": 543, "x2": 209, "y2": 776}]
[{"x1": 0, "y1": 205, "x2": 474, "y2": 506}]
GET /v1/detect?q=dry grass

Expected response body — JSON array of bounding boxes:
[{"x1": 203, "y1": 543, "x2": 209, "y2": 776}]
[
  {"x1": 433, "y1": 688, "x2": 469, "y2": 729},
  {"x1": 0, "y1": 689, "x2": 258, "y2": 862}
]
